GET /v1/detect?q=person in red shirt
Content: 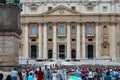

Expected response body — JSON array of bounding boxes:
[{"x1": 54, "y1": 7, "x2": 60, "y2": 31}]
[
  {"x1": 81, "y1": 68, "x2": 87, "y2": 80},
  {"x1": 37, "y1": 67, "x2": 45, "y2": 80}
]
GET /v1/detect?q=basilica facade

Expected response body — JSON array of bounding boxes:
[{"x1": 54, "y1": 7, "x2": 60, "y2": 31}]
[{"x1": 19, "y1": 0, "x2": 120, "y2": 61}]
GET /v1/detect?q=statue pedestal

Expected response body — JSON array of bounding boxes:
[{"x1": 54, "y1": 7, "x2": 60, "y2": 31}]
[{"x1": 0, "y1": 5, "x2": 21, "y2": 70}]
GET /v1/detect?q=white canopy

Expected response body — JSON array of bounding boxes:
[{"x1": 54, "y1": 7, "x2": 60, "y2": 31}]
[
  {"x1": 43, "y1": 62, "x2": 57, "y2": 66},
  {"x1": 61, "y1": 62, "x2": 74, "y2": 66}
]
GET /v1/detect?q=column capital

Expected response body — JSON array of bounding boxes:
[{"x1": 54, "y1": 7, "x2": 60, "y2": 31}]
[
  {"x1": 82, "y1": 22, "x2": 86, "y2": 25},
  {"x1": 22, "y1": 23, "x2": 28, "y2": 26},
  {"x1": 110, "y1": 22, "x2": 117, "y2": 26},
  {"x1": 52, "y1": 21, "x2": 57, "y2": 23},
  {"x1": 66, "y1": 22, "x2": 70, "y2": 26},
  {"x1": 77, "y1": 22, "x2": 80, "y2": 26},
  {"x1": 38, "y1": 23, "x2": 42, "y2": 26},
  {"x1": 96, "y1": 22, "x2": 100, "y2": 26},
  {"x1": 44, "y1": 23, "x2": 47, "y2": 26},
  {"x1": 53, "y1": 22, "x2": 57, "y2": 25},
  {"x1": 66, "y1": 21, "x2": 71, "y2": 24}
]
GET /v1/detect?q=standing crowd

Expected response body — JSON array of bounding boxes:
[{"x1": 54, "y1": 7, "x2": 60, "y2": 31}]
[{"x1": 0, "y1": 65, "x2": 120, "y2": 80}]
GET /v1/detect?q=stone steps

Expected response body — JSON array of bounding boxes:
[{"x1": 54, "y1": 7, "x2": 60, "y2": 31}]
[{"x1": 19, "y1": 59, "x2": 120, "y2": 66}]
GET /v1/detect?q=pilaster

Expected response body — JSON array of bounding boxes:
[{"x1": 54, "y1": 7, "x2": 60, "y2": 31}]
[
  {"x1": 43, "y1": 23, "x2": 47, "y2": 59},
  {"x1": 24, "y1": 23, "x2": 29, "y2": 59},
  {"x1": 76, "y1": 22, "x2": 81, "y2": 59},
  {"x1": 38, "y1": 23, "x2": 42, "y2": 59},
  {"x1": 67, "y1": 22, "x2": 71, "y2": 60},
  {"x1": 96, "y1": 22, "x2": 99, "y2": 58},
  {"x1": 53, "y1": 22, "x2": 57, "y2": 60},
  {"x1": 82, "y1": 23, "x2": 86, "y2": 58}
]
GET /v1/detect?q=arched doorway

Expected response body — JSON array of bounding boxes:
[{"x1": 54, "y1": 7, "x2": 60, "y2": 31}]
[
  {"x1": 31, "y1": 45, "x2": 37, "y2": 59},
  {"x1": 48, "y1": 50, "x2": 52, "y2": 59},
  {"x1": 71, "y1": 50, "x2": 76, "y2": 59}
]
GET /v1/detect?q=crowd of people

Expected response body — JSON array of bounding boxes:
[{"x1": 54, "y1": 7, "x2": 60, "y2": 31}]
[{"x1": 0, "y1": 64, "x2": 120, "y2": 80}]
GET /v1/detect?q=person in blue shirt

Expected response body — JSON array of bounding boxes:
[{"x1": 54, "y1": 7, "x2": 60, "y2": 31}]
[
  {"x1": 45, "y1": 68, "x2": 52, "y2": 80},
  {"x1": 104, "y1": 72, "x2": 112, "y2": 80},
  {"x1": 73, "y1": 69, "x2": 81, "y2": 78},
  {"x1": 60, "y1": 69, "x2": 67, "y2": 80},
  {"x1": 27, "y1": 73, "x2": 33, "y2": 80}
]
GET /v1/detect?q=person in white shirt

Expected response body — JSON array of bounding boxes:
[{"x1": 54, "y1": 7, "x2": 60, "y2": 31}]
[
  {"x1": 88, "y1": 69, "x2": 93, "y2": 80},
  {"x1": 52, "y1": 70, "x2": 57, "y2": 80},
  {"x1": 11, "y1": 68, "x2": 18, "y2": 80}
]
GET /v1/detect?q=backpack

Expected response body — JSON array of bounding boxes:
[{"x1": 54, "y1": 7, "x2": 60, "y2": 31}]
[{"x1": 115, "y1": 73, "x2": 119, "y2": 79}]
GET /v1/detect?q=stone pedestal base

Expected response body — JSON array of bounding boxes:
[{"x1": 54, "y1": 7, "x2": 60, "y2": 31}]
[{"x1": 0, "y1": 32, "x2": 19, "y2": 69}]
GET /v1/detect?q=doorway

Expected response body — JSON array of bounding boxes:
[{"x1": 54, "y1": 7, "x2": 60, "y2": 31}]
[
  {"x1": 59, "y1": 45, "x2": 65, "y2": 59},
  {"x1": 31, "y1": 45, "x2": 37, "y2": 59},
  {"x1": 48, "y1": 50, "x2": 52, "y2": 59},
  {"x1": 88, "y1": 45, "x2": 93, "y2": 59},
  {"x1": 71, "y1": 50, "x2": 76, "y2": 59}
]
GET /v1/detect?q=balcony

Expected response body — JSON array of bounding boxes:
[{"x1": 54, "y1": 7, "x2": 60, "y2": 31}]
[
  {"x1": 86, "y1": 34, "x2": 95, "y2": 38},
  {"x1": 29, "y1": 34, "x2": 38, "y2": 38},
  {"x1": 58, "y1": 35, "x2": 66, "y2": 37}
]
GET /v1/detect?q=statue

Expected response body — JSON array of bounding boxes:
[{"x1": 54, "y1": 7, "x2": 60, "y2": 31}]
[
  {"x1": 18, "y1": 3, "x2": 22, "y2": 11},
  {"x1": 0, "y1": 0, "x2": 22, "y2": 11},
  {"x1": 0, "y1": 0, "x2": 6, "y2": 5},
  {"x1": 6, "y1": 0, "x2": 20, "y2": 5},
  {"x1": 14, "y1": 0, "x2": 19, "y2": 4},
  {"x1": 0, "y1": 0, "x2": 6, "y2": 3}
]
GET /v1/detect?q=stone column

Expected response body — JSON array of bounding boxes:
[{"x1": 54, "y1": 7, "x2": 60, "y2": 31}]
[
  {"x1": 82, "y1": 23, "x2": 86, "y2": 58},
  {"x1": 43, "y1": 23, "x2": 47, "y2": 60},
  {"x1": 111, "y1": 23, "x2": 116, "y2": 60},
  {"x1": 38, "y1": 23, "x2": 42, "y2": 59},
  {"x1": 24, "y1": 23, "x2": 29, "y2": 59},
  {"x1": 96, "y1": 23, "x2": 99, "y2": 58},
  {"x1": 76, "y1": 23, "x2": 81, "y2": 59},
  {"x1": 67, "y1": 22, "x2": 71, "y2": 60},
  {"x1": 53, "y1": 22, "x2": 57, "y2": 60}
]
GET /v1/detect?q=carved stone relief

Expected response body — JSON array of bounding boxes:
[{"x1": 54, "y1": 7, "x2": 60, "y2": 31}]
[{"x1": 101, "y1": 38, "x2": 110, "y2": 58}]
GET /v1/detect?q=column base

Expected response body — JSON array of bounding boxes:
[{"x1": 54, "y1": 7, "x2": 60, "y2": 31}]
[
  {"x1": 112, "y1": 58, "x2": 117, "y2": 61},
  {"x1": 52, "y1": 57, "x2": 57, "y2": 61},
  {"x1": 75, "y1": 58, "x2": 80, "y2": 61},
  {"x1": 65, "y1": 58, "x2": 71, "y2": 61}
]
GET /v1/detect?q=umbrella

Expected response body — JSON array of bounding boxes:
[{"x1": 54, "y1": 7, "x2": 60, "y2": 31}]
[{"x1": 69, "y1": 76, "x2": 82, "y2": 80}]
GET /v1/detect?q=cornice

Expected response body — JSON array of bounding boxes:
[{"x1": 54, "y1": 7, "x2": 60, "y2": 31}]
[{"x1": 20, "y1": 13, "x2": 120, "y2": 17}]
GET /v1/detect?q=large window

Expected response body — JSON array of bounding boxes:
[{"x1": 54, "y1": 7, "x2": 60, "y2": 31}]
[
  {"x1": 59, "y1": 25, "x2": 64, "y2": 35},
  {"x1": 88, "y1": 25, "x2": 92, "y2": 34},
  {"x1": 31, "y1": 7, "x2": 37, "y2": 12},
  {"x1": 31, "y1": 25, "x2": 37, "y2": 35},
  {"x1": 48, "y1": 7, "x2": 52, "y2": 11},
  {"x1": 87, "y1": 6, "x2": 93, "y2": 12},
  {"x1": 71, "y1": 6, "x2": 75, "y2": 10},
  {"x1": 103, "y1": 6, "x2": 107, "y2": 12},
  {"x1": 48, "y1": 26, "x2": 52, "y2": 35},
  {"x1": 71, "y1": 26, "x2": 76, "y2": 35}
]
